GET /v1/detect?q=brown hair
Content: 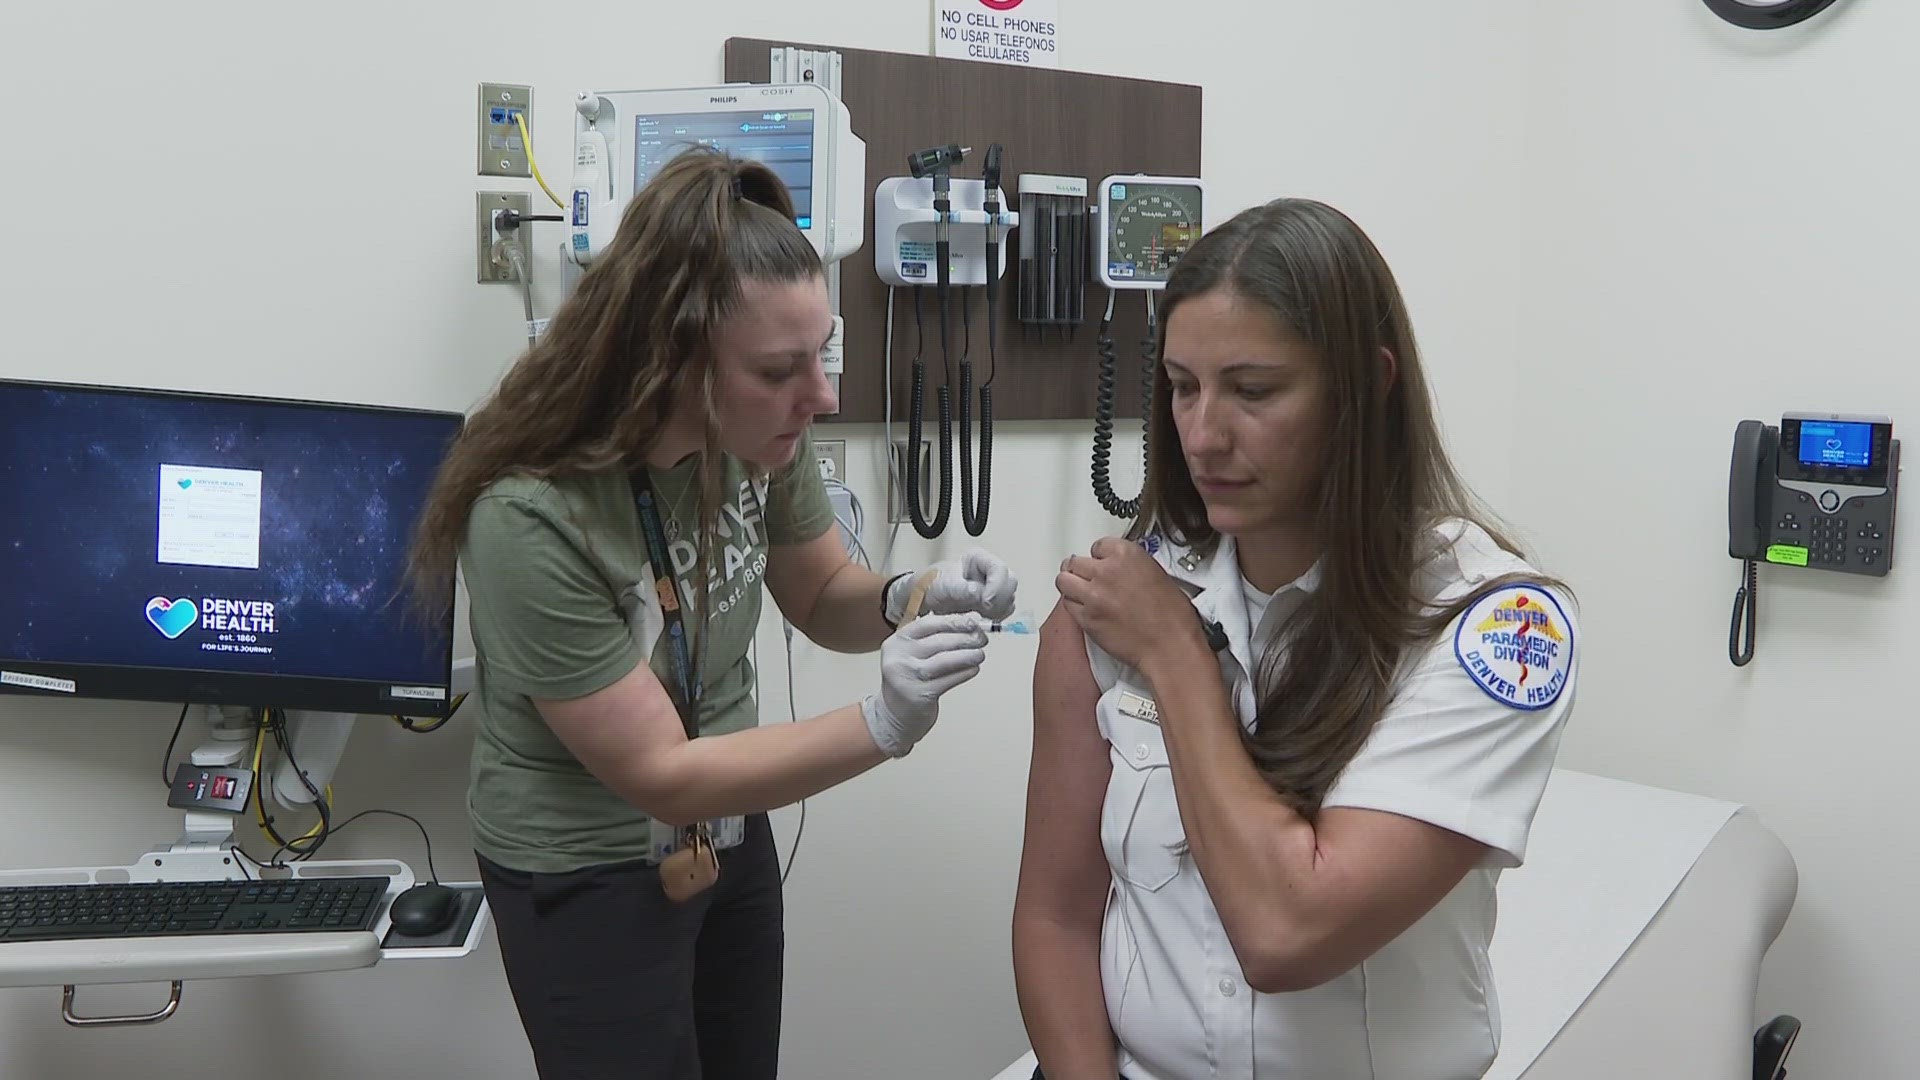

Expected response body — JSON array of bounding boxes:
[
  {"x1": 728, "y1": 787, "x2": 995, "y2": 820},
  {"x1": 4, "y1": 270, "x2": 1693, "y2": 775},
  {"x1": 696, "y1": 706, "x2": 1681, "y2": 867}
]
[
  {"x1": 1132, "y1": 197, "x2": 1567, "y2": 816},
  {"x1": 408, "y1": 147, "x2": 822, "y2": 641}
]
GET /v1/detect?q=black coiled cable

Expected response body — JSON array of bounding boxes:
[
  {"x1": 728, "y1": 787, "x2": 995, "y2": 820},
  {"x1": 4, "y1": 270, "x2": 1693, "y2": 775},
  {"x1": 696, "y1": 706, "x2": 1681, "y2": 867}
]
[
  {"x1": 1729, "y1": 558, "x2": 1757, "y2": 666},
  {"x1": 1090, "y1": 292, "x2": 1156, "y2": 518}
]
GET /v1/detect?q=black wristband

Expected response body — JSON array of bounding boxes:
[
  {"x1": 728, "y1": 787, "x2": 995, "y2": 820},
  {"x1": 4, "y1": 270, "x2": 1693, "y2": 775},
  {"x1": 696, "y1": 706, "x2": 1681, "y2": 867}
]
[{"x1": 880, "y1": 571, "x2": 914, "y2": 628}]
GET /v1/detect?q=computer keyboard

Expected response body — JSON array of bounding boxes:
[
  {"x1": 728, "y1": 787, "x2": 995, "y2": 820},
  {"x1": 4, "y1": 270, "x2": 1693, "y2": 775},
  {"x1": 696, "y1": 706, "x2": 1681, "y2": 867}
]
[{"x1": 0, "y1": 877, "x2": 390, "y2": 942}]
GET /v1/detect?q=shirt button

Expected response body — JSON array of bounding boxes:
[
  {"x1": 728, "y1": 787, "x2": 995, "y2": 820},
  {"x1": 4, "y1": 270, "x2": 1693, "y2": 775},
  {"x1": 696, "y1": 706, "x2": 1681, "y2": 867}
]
[
  {"x1": 1218, "y1": 977, "x2": 1237, "y2": 997},
  {"x1": 1134, "y1": 745, "x2": 1150, "y2": 762}
]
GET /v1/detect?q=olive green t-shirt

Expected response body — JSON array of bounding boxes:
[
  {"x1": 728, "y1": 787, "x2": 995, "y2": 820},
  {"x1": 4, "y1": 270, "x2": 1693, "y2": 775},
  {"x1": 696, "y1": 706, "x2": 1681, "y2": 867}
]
[{"x1": 459, "y1": 435, "x2": 835, "y2": 874}]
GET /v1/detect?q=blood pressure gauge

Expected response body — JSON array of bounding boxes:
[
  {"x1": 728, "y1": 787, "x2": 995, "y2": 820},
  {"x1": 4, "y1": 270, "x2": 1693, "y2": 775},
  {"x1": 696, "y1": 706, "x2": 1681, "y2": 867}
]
[{"x1": 1096, "y1": 174, "x2": 1206, "y2": 290}]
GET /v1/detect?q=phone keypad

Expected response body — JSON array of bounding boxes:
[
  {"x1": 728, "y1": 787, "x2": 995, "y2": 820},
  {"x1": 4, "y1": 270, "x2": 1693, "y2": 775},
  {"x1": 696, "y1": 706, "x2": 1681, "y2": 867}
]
[
  {"x1": 1770, "y1": 489, "x2": 1892, "y2": 577},
  {"x1": 1807, "y1": 514, "x2": 1850, "y2": 567}
]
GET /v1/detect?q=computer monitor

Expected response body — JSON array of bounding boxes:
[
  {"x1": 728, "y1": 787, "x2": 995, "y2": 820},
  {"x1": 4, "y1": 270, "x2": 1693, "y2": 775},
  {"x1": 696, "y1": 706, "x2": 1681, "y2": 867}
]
[
  {"x1": 568, "y1": 82, "x2": 866, "y2": 268},
  {"x1": 0, "y1": 379, "x2": 462, "y2": 718}
]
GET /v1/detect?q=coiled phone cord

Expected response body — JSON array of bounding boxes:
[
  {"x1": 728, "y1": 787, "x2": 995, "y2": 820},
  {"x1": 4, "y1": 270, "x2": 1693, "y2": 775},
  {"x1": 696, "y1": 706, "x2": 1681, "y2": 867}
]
[
  {"x1": 1090, "y1": 290, "x2": 1157, "y2": 518},
  {"x1": 1729, "y1": 558, "x2": 1758, "y2": 666}
]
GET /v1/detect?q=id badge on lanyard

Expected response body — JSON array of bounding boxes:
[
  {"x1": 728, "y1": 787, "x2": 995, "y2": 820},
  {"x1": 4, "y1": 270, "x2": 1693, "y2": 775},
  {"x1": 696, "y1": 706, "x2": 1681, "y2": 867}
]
[{"x1": 629, "y1": 470, "x2": 744, "y2": 887}]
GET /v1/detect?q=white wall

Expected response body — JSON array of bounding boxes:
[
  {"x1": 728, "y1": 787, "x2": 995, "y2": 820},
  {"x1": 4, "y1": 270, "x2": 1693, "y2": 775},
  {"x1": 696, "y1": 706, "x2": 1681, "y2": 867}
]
[
  {"x1": 1516, "y1": 4, "x2": 1915, "y2": 1077},
  {"x1": 2, "y1": 3, "x2": 1532, "y2": 1077}
]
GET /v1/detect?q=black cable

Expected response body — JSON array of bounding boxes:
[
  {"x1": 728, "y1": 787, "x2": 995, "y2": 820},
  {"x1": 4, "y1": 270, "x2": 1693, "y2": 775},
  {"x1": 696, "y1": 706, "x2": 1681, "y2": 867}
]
[
  {"x1": 160, "y1": 702, "x2": 189, "y2": 789},
  {"x1": 960, "y1": 145, "x2": 1002, "y2": 538},
  {"x1": 781, "y1": 629, "x2": 805, "y2": 887},
  {"x1": 1090, "y1": 291, "x2": 1157, "y2": 519},
  {"x1": 270, "y1": 708, "x2": 332, "y2": 861},
  {"x1": 233, "y1": 846, "x2": 279, "y2": 877},
  {"x1": 491, "y1": 208, "x2": 567, "y2": 232},
  {"x1": 279, "y1": 808, "x2": 440, "y2": 885},
  {"x1": 1730, "y1": 559, "x2": 1758, "y2": 666},
  {"x1": 1141, "y1": 290, "x2": 1158, "y2": 472},
  {"x1": 253, "y1": 712, "x2": 297, "y2": 853},
  {"x1": 906, "y1": 168, "x2": 957, "y2": 539},
  {"x1": 961, "y1": 287, "x2": 972, "y2": 366},
  {"x1": 396, "y1": 691, "x2": 465, "y2": 733}
]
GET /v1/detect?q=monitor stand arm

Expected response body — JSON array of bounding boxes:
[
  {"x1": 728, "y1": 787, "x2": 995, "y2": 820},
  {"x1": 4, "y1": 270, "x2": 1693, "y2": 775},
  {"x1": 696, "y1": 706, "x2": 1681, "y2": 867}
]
[
  {"x1": 265, "y1": 710, "x2": 354, "y2": 810},
  {"x1": 137, "y1": 707, "x2": 356, "y2": 881},
  {"x1": 139, "y1": 706, "x2": 261, "y2": 881}
]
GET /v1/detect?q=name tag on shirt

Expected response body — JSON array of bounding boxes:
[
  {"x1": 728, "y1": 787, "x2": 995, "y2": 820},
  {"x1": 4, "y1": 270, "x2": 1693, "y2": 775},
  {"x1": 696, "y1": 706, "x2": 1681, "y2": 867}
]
[{"x1": 1117, "y1": 689, "x2": 1160, "y2": 725}]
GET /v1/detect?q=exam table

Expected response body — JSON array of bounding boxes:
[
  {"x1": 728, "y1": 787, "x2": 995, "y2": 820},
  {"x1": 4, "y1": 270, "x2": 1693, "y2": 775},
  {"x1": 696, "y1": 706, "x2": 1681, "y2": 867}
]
[{"x1": 990, "y1": 768, "x2": 1801, "y2": 1079}]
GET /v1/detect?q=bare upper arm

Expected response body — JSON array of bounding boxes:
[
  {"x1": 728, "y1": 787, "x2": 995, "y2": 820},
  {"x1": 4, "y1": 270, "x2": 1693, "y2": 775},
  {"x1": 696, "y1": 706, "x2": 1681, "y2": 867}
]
[
  {"x1": 1016, "y1": 601, "x2": 1113, "y2": 925},
  {"x1": 531, "y1": 659, "x2": 694, "y2": 823},
  {"x1": 1276, "y1": 807, "x2": 1488, "y2": 986},
  {"x1": 762, "y1": 527, "x2": 850, "y2": 631}
]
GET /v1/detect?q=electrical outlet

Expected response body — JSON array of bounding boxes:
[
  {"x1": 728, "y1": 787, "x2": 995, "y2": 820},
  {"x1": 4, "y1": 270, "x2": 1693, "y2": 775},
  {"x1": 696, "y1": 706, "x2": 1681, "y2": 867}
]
[
  {"x1": 814, "y1": 439, "x2": 846, "y2": 484},
  {"x1": 888, "y1": 438, "x2": 932, "y2": 524},
  {"x1": 477, "y1": 191, "x2": 532, "y2": 283},
  {"x1": 478, "y1": 83, "x2": 533, "y2": 178}
]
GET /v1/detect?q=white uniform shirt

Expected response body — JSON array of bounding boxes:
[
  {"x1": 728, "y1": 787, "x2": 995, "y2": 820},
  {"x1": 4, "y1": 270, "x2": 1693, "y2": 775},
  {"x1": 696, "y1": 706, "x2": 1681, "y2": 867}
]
[{"x1": 1087, "y1": 519, "x2": 1578, "y2": 1080}]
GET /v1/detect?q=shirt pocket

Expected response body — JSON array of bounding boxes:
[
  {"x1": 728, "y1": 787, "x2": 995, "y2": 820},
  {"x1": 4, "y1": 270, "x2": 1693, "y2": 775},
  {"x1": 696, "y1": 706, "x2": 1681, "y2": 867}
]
[{"x1": 1098, "y1": 685, "x2": 1189, "y2": 893}]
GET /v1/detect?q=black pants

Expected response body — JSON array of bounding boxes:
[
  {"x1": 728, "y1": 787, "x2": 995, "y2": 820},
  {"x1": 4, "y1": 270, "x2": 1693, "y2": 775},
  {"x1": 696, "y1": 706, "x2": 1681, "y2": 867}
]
[{"x1": 479, "y1": 814, "x2": 784, "y2": 1080}]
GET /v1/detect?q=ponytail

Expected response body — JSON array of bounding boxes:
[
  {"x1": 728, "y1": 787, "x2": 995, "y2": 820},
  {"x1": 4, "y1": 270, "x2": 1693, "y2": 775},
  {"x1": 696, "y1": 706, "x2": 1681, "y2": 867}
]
[{"x1": 408, "y1": 146, "x2": 822, "y2": 635}]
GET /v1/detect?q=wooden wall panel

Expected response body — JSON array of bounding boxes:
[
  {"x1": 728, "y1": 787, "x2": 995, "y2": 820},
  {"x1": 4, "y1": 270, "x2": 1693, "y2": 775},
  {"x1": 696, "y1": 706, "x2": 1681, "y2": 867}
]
[{"x1": 724, "y1": 38, "x2": 1202, "y2": 423}]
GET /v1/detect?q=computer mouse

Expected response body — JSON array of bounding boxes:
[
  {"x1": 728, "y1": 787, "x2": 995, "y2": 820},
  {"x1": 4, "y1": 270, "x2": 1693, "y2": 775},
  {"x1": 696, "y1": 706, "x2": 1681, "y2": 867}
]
[{"x1": 388, "y1": 883, "x2": 461, "y2": 936}]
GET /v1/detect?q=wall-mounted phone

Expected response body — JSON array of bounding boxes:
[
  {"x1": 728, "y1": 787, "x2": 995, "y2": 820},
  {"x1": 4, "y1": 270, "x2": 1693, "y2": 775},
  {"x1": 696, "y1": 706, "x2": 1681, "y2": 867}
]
[{"x1": 1727, "y1": 412, "x2": 1900, "y2": 665}]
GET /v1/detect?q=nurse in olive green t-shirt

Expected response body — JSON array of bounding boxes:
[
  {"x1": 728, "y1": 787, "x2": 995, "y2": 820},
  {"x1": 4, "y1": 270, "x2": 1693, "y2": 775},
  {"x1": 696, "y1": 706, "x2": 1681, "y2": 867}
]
[{"x1": 407, "y1": 149, "x2": 1019, "y2": 1080}]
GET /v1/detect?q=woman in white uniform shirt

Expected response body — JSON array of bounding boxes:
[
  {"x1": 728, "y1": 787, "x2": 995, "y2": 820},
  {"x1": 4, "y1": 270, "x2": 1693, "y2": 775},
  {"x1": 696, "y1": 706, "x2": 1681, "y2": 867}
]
[{"x1": 1014, "y1": 198, "x2": 1579, "y2": 1079}]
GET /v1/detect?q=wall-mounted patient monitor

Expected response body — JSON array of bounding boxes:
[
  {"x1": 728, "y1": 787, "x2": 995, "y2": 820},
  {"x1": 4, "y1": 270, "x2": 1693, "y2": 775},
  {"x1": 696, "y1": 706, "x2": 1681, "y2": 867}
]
[
  {"x1": 568, "y1": 82, "x2": 866, "y2": 268},
  {"x1": 0, "y1": 379, "x2": 463, "y2": 717}
]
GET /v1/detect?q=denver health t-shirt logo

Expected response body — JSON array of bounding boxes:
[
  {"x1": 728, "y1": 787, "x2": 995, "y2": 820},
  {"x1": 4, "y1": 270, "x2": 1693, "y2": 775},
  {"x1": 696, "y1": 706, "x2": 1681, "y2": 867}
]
[{"x1": 145, "y1": 596, "x2": 199, "y2": 640}]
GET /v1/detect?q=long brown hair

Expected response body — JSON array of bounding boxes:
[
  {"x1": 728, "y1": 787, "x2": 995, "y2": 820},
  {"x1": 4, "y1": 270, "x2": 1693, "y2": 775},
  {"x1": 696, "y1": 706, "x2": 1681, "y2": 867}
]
[
  {"x1": 408, "y1": 147, "x2": 822, "y2": 638},
  {"x1": 1133, "y1": 197, "x2": 1566, "y2": 816}
]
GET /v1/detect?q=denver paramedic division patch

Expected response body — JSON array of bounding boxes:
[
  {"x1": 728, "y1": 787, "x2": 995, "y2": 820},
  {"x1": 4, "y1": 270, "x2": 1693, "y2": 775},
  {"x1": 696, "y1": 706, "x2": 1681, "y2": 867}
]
[{"x1": 1454, "y1": 585, "x2": 1573, "y2": 711}]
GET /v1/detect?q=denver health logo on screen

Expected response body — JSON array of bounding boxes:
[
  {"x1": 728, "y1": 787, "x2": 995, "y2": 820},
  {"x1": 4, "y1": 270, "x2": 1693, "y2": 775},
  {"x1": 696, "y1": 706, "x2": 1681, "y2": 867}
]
[
  {"x1": 145, "y1": 596, "x2": 199, "y2": 639},
  {"x1": 143, "y1": 594, "x2": 279, "y2": 655}
]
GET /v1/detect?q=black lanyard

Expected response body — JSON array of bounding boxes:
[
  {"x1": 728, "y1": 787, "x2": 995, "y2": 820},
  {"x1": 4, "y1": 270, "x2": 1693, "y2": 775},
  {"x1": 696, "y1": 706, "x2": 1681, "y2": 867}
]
[{"x1": 628, "y1": 468, "x2": 701, "y2": 740}]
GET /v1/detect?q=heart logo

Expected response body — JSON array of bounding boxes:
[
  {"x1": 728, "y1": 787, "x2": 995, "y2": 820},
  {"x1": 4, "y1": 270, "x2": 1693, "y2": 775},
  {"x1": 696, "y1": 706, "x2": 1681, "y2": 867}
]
[
  {"x1": 145, "y1": 596, "x2": 198, "y2": 639},
  {"x1": 177, "y1": 478, "x2": 193, "y2": 489}
]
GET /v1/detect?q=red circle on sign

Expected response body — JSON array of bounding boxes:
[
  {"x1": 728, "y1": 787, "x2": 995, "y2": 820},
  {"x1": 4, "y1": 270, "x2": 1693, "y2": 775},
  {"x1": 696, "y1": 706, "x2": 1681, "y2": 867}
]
[{"x1": 979, "y1": 0, "x2": 1024, "y2": 9}]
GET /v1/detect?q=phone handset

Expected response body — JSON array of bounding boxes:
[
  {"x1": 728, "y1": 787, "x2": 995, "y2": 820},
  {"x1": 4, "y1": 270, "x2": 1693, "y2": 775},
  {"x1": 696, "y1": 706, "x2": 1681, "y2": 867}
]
[{"x1": 1727, "y1": 420, "x2": 1777, "y2": 666}]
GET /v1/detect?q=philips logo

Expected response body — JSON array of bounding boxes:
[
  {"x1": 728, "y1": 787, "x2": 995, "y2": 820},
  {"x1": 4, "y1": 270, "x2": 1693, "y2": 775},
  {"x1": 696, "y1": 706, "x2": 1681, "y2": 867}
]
[{"x1": 709, "y1": 95, "x2": 738, "y2": 103}]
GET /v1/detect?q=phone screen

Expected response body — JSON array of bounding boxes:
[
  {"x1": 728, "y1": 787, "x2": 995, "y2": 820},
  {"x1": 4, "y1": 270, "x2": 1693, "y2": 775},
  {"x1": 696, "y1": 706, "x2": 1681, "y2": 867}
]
[{"x1": 1797, "y1": 420, "x2": 1873, "y2": 469}]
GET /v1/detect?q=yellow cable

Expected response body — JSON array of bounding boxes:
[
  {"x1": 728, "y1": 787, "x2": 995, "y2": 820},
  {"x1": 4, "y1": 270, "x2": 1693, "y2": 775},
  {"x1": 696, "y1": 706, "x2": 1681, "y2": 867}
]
[
  {"x1": 250, "y1": 709, "x2": 334, "y2": 857},
  {"x1": 252, "y1": 718, "x2": 278, "y2": 849},
  {"x1": 515, "y1": 112, "x2": 566, "y2": 210}
]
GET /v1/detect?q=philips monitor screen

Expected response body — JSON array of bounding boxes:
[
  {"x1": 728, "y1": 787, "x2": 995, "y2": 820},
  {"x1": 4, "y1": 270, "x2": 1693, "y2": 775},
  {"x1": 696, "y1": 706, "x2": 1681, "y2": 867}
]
[
  {"x1": 0, "y1": 379, "x2": 462, "y2": 717},
  {"x1": 633, "y1": 108, "x2": 817, "y2": 228}
]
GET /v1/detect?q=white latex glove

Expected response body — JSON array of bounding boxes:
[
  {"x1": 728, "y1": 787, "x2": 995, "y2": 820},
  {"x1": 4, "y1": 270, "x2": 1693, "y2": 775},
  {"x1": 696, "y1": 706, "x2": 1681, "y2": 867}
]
[
  {"x1": 861, "y1": 612, "x2": 990, "y2": 758},
  {"x1": 885, "y1": 548, "x2": 1019, "y2": 624}
]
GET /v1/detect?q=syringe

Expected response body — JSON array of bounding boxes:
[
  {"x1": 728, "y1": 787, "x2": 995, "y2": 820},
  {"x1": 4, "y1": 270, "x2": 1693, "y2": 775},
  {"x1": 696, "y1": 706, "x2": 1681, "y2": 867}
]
[{"x1": 986, "y1": 609, "x2": 1038, "y2": 635}]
